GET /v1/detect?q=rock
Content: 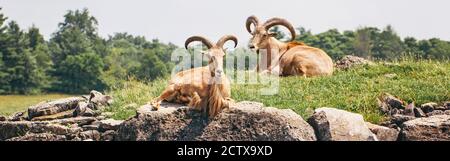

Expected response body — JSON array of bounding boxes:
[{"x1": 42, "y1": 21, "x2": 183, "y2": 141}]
[
  {"x1": 366, "y1": 122, "x2": 399, "y2": 141},
  {"x1": 421, "y1": 102, "x2": 437, "y2": 113},
  {"x1": 380, "y1": 121, "x2": 400, "y2": 130},
  {"x1": 399, "y1": 115, "x2": 450, "y2": 141},
  {"x1": 96, "y1": 116, "x2": 106, "y2": 120},
  {"x1": 117, "y1": 101, "x2": 316, "y2": 141},
  {"x1": 414, "y1": 108, "x2": 426, "y2": 118},
  {"x1": 98, "y1": 119, "x2": 124, "y2": 131},
  {"x1": 444, "y1": 101, "x2": 450, "y2": 109},
  {"x1": 403, "y1": 103, "x2": 415, "y2": 116},
  {"x1": 28, "y1": 97, "x2": 86, "y2": 119},
  {"x1": 6, "y1": 133, "x2": 67, "y2": 141},
  {"x1": 445, "y1": 110, "x2": 450, "y2": 115},
  {"x1": 78, "y1": 130, "x2": 101, "y2": 141},
  {"x1": 89, "y1": 90, "x2": 113, "y2": 110},
  {"x1": 335, "y1": 55, "x2": 371, "y2": 70},
  {"x1": 0, "y1": 115, "x2": 6, "y2": 121},
  {"x1": 101, "y1": 130, "x2": 116, "y2": 141},
  {"x1": 0, "y1": 120, "x2": 84, "y2": 140},
  {"x1": 83, "y1": 108, "x2": 99, "y2": 117},
  {"x1": 49, "y1": 117, "x2": 96, "y2": 126},
  {"x1": 29, "y1": 123, "x2": 81, "y2": 135},
  {"x1": 9, "y1": 111, "x2": 27, "y2": 121},
  {"x1": 0, "y1": 121, "x2": 33, "y2": 140},
  {"x1": 378, "y1": 93, "x2": 404, "y2": 114},
  {"x1": 426, "y1": 110, "x2": 445, "y2": 117},
  {"x1": 391, "y1": 114, "x2": 416, "y2": 125},
  {"x1": 389, "y1": 108, "x2": 401, "y2": 115},
  {"x1": 434, "y1": 106, "x2": 447, "y2": 111},
  {"x1": 31, "y1": 110, "x2": 74, "y2": 121},
  {"x1": 307, "y1": 108, "x2": 377, "y2": 141},
  {"x1": 73, "y1": 101, "x2": 88, "y2": 116},
  {"x1": 82, "y1": 124, "x2": 100, "y2": 131}
]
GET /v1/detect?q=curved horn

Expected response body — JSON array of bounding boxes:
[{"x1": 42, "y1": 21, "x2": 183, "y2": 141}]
[
  {"x1": 263, "y1": 18, "x2": 296, "y2": 41},
  {"x1": 216, "y1": 35, "x2": 238, "y2": 49},
  {"x1": 246, "y1": 15, "x2": 260, "y2": 34},
  {"x1": 184, "y1": 36, "x2": 213, "y2": 49}
]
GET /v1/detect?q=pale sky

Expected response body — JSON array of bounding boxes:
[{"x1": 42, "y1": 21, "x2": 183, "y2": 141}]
[{"x1": 1, "y1": 0, "x2": 449, "y2": 47}]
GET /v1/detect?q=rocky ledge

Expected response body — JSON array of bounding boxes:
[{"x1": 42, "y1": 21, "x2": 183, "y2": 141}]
[
  {"x1": 1, "y1": 90, "x2": 449, "y2": 141},
  {"x1": 116, "y1": 102, "x2": 317, "y2": 141},
  {"x1": 0, "y1": 90, "x2": 122, "y2": 141}
]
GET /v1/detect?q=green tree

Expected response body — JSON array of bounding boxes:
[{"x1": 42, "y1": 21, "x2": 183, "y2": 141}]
[
  {"x1": 0, "y1": 21, "x2": 50, "y2": 94},
  {"x1": 2, "y1": 21, "x2": 28, "y2": 93},
  {"x1": 103, "y1": 33, "x2": 176, "y2": 85},
  {"x1": 371, "y1": 25, "x2": 404, "y2": 60},
  {"x1": 49, "y1": 9, "x2": 105, "y2": 93},
  {"x1": 0, "y1": 8, "x2": 9, "y2": 93},
  {"x1": 58, "y1": 52, "x2": 104, "y2": 93},
  {"x1": 427, "y1": 38, "x2": 450, "y2": 59},
  {"x1": 352, "y1": 27, "x2": 378, "y2": 58},
  {"x1": 26, "y1": 26, "x2": 53, "y2": 91}
]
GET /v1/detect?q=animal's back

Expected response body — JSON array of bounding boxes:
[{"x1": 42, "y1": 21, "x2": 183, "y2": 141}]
[{"x1": 281, "y1": 45, "x2": 334, "y2": 76}]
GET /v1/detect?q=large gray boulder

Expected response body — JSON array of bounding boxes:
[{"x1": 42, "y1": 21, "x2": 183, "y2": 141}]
[
  {"x1": 116, "y1": 101, "x2": 316, "y2": 141},
  {"x1": 307, "y1": 108, "x2": 377, "y2": 141},
  {"x1": 399, "y1": 115, "x2": 450, "y2": 141}
]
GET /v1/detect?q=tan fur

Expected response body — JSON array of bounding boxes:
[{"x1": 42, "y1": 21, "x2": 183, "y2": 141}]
[
  {"x1": 151, "y1": 36, "x2": 235, "y2": 118},
  {"x1": 279, "y1": 44, "x2": 334, "y2": 76},
  {"x1": 247, "y1": 16, "x2": 334, "y2": 77}
]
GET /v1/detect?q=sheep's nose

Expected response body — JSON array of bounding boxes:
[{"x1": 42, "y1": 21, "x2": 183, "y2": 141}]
[
  {"x1": 216, "y1": 70, "x2": 223, "y2": 74},
  {"x1": 248, "y1": 44, "x2": 255, "y2": 49}
]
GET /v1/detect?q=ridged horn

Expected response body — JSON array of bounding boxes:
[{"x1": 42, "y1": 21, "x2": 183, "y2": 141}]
[
  {"x1": 185, "y1": 36, "x2": 213, "y2": 49},
  {"x1": 263, "y1": 17, "x2": 296, "y2": 41},
  {"x1": 246, "y1": 15, "x2": 260, "y2": 34},
  {"x1": 216, "y1": 35, "x2": 238, "y2": 49}
]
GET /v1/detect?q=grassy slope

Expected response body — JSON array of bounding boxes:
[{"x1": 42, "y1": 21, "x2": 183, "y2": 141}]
[
  {"x1": 0, "y1": 94, "x2": 74, "y2": 116},
  {"x1": 1, "y1": 60, "x2": 448, "y2": 123},
  {"x1": 107, "y1": 59, "x2": 450, "y2": 123}
]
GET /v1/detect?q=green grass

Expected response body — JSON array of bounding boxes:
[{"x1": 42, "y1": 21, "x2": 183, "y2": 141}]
[
  {"x1": 105, "y1": 59, "x2": 450, "y2": 123},
  {"x1": 0, "y1": 94, "x2": 75, "y2": 116},
  {"x1": 103, "y1": 78, "x2": 170, "y2": 120},
  {"x1": 1, "y1": 59, "x2": 449, "y2": 123}
]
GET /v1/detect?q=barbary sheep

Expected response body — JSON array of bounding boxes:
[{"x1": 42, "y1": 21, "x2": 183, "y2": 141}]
[
  {"x1": 151, "y1": 35, "x2": 237, "y2": 118},
  {"x1": 246, "y1": 15, "x2": 334, "y2": 77}
]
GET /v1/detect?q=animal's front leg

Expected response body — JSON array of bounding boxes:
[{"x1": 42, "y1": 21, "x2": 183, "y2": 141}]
[
  {"x1": 187, "y1": 92, "x2": 203, "y2": 111},
  {"x1": 150, "y1": 84, "x2": 177, "y2": 110}
]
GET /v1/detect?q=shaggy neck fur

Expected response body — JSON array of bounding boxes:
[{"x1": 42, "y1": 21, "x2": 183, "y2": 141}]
[{"x1": 207, "y1": 78, "x2": 228, "y2": 118}]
